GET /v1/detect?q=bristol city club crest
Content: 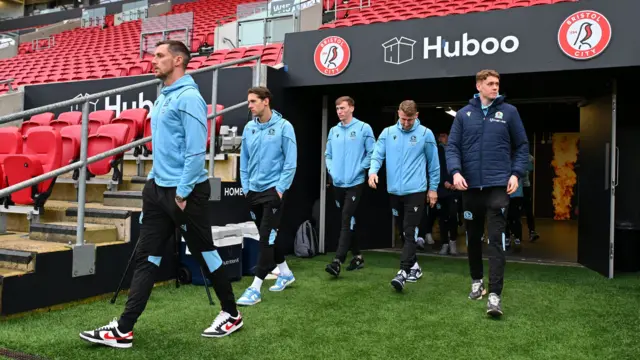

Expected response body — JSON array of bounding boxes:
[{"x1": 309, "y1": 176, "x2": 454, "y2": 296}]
[
  {"x1": 314, "y1": 36, "x2": 351, "y2": 76},
  {"x1": 558, "y1": 10, "x2": 612, "y2": 60}
]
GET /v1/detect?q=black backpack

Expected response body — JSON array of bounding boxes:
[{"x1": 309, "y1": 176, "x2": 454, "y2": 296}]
[{"x1": 294, "y1": 220, "x2": 319, "y2": 258}]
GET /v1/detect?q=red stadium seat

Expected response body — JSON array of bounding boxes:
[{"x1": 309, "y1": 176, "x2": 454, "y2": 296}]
[
  {"x1": 110, "y1": 108, "x2": 149, "y2": 144},
  {"x1": 89, "y1": 110, "x2": 116, "y2": 134},
  {"x1": 3, "y1": 127, "x2": 62, "y2": 206},
  {"x1": 207, "y1": 104, "x2": 224, "y2": 150},
  {"x1": 20, "y1": 112, "x2": 55, "y2": 134},
  {"x1": 49, "y1": 111, "x2": 83, "y2": 132},
  {"x1": 87, "y1": 124, "x2": 129, "y2": 177},
  {"x1": 0, "y1": 128, "x2": 23, "y2": 189},
  {"x1": 60, "y1": 125, "x2": 82, "y2": 166},
  {"x1": 143, "y1": 116, "x2": 152, "y2": 155}
]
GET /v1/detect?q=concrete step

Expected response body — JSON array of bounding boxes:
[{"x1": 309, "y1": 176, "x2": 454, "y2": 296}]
[
  {"x1": 29, "y1": 221, "x2": 119, "y2": 244},
  {"x1": 0, "y1": 248, "x2": 35, "y2": 273},
  {"x1": 0, "y1": 232, "x2": 70, "y2": 273},
  {"x1": 49, "y1": 176, "x2": 145, "y2": 203},
  {"x1": 65, "y1": 206, "x2": 135, "y2": 242},
  {"x1": 103, "y1": 191, "x2": 142, "y2": 208},
  {"x1": 0, "y1": 267, "x2": 25, "y2": 278},
  {"x1": 3, "y1": 200, "x2": 140, "y2": 237}
]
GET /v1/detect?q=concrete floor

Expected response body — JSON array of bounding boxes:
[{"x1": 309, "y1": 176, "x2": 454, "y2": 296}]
[{"x1": 391, "y1": 218, "x2": 579, "y2": 265}]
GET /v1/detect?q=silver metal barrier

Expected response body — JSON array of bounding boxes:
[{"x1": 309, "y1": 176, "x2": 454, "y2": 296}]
[
  {"x1": 0, "y1": 78, "x2": 15, "y2": 93},
  {"x1": 0, "y1": 54, "x2": 262, "y2": 277}
]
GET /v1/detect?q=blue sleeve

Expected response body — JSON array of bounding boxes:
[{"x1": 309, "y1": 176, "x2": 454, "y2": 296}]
[
  {"x1": 360, "y1": 124, "x2": 375, "y2": 171},
  {"x1": 509, "y1": 107, "x2": 529, "y2": 179},
  {"x1": 240, "y1": 128, "x2": 250, "y2": 196},
  {"x1": 424, "y1": 131, "x2": 440, "y2": 192},
  {"x1": 446, "y1": 111, "x2": 463, "y2": 176},
  {"x1": 276, "y1": 121, "x2": 297, "y2": 194},
  {"x1": 369, "y1": 128, "x2": 387, "y2": 176},
  {"x1": 176, "y1": 92, "x2": 208, "y2": 199},
  {"x1": 324, "y1": 127, "x2": 333, "y2": 177}
]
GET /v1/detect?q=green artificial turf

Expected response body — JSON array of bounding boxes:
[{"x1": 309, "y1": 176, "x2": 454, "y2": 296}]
[{"x1": 1, "y1": 251, "x2": 639, "y2": 360}]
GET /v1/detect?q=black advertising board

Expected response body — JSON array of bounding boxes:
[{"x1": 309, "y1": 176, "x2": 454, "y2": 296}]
[
  {"x1": 23, "y1": 66, "x2": 254, "y2": 133},
  {"x1": 283, "y1": 0, "x2": 640, "y2": 87}
]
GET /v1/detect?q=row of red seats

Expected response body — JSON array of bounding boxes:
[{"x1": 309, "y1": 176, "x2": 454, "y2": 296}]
[
  {"x1": 0, "y1": 124, "x2": 127, "y2": 206},
  {"x1": 321, "y1": 0, "x2": 576, "y2": 28},
  {"x1": 19, "y1": 109, "x2": 147, "y2": 145},
  {"x1": 0, "y1": 104, "x2": 225, "y2": 206}
]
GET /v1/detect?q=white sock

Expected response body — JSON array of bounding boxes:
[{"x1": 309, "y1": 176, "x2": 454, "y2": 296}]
[
  {"x1": 277, "y1": 261, "x2": 292, "y2": 276},
  {"x1": 250, "y1": 277, "x2": 263, "y2": 292},
  {"x1": 411, "y1": 262, "x2": 420, "y2": 270}
]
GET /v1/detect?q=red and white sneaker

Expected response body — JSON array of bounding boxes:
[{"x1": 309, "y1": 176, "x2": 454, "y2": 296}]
[
  {"x1": 79, "y1": 318, "x2": 133, "y2": 349},
  {"x1": 201, "y1": 311, "x2": 243, "y2": 338}
]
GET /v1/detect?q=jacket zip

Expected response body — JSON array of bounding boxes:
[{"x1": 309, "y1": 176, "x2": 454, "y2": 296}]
[
  {"x1": 480, "y1": 107, "x2": 486, "y2": 191},
  {"x1": 400, "y1": 129, "x2": 406, "y2": 194},
  {"x1": 342, "y1": 126, "x2": 347, "y2": 186},
  {"x1": 257, "y1": 123, "x2": 264, "y2": 180}
]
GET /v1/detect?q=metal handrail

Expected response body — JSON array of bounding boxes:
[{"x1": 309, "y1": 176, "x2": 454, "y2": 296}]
[
  {"x1": 0, "y1": 78, "x2": 15, "y2": 93},
  {"x1": 0, "y1": 54, "x2": 260, "y2": 125},
  {"x1": 0, "y1": 54, "x2": 261, "y2": 252}
]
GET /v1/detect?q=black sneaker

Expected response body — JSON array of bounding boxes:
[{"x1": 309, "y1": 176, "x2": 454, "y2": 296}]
[
  {"x1": 325, "y1": 260, "x2": 341, "y2": 277},
  {"x1": 469, "y1": 279, "x2": 487, "y2": 300},
  {"x1": 346, "y1": 256, "x2": 364, "y2": 271},
  {"x1": 79, "y1": 318, "x2": 133, "y2": 349},
  {"x1": 202, "y1": 311, "x2": 244, "y2": 338},
  {"x1": 390, "y1": 270, "x2": 407, "y2": 292},
  {"x1": 486, "y1": 293, "x2": 503, "y2": 317},
  {"x1": 529, "y1": 231, "x2": 540, "y2": 242}
]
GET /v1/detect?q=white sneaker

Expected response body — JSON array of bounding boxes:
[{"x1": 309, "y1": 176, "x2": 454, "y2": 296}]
[
  {"x1": 202, "y1": 311, "x2": 244, "y2": 338},
  {"x1": 449, "y1": 240, "x2": 458, "y2": 255},
  {"x1": 79, "y1": 318, "x2": 133, "y2": 349},
  {"x1": 425, "y1": 233, "x2": 435, "y2": 245}
]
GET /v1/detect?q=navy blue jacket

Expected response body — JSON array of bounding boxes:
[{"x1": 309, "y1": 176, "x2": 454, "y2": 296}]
[{"x1": 446, "y1": 94, "x2": 529, "y2": 189}]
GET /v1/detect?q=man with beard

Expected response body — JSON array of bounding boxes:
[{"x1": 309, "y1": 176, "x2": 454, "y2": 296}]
[{"x1": 79, "y1": 40, "x2": 243, "y2": 349}]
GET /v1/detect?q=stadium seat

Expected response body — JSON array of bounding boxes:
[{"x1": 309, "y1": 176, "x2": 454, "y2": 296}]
[
  {"x1": 207, "y1": 104, "x2": 224, "y2": 150},
  {"x1": 0, "y1": 128, "x2": 23, "y2": 189},
  {"x1": 89, "y1": 110, "x2": 116, "y2": 135},
  {"x1": 3, "y1": 127, "x2": 62, "y2": 206},
  {"x1": 87, "y1": 124, "x2": 129, "y2": 179},
  {"x1": 49, "y1": 111, "x2": 83, "y2": 132},
  {"x1": 60, "y1": 125, "x2": 82, "y2": 166},
  {"x1": 19, "y1": 112, "x2": 55, "y2": 135},
  {"x1": 142, "y1": 116, "x2": 152, "y2": 155},
  {"x1": 110, "y1": 108, "x2": 149, "y2": 145}
]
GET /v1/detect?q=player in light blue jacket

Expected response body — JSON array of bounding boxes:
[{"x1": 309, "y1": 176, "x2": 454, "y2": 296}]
[
  {"x1": 324, "y1": 96, "x2": 375, "y2": 277},
  {"x1": 237, "y1": 86, "x2": 297, "y2": 307},
  {"x1": 368, "y1": 100, "x2": 440, "y2": 292}
]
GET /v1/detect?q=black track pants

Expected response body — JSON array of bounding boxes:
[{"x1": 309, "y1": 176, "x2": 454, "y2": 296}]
[
  {"x1": 247, "y1": 188, "x2": 286, "y2": 280},
  {"x1": 462, "y1": 186, "x2": 510, "y2": 296},
  {"x1": 390, "y1": 192, "x2": 426, "y2": 272},
  {"x1": 118, "y1": 180, "x2": 237, "y2": 332},
  {"x1": 333, "y1": 183, "x2": 364, "y2": 263}
]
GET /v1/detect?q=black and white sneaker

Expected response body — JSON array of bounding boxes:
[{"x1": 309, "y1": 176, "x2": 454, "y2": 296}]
[
  {"x1": 390, "y1": 270, "x2": 407, "y2": 292},
  {"x1": 469, "y1": 279, "x2": 487, "y2": 300},
  {"x1": 79, "y1": 318, "x2": 133, "y2": 349},
  {"x1": 346, "y1": 256, "x2": 364, "y2": 271},
  {"x1": 325, "y1": 260, "x2": 341, "y2": 277},
  {"x1": 529, "y1": 231, "x2": 540, "y2": 242},
  {"x1": 486, "y1": 293, "x2": 503, "y2": 317},
  {"x1": 406, "y1": 266, "x2": 423, "y2": 282},
  {"x1": 202, "y1": 311, "x2": 244, "y2": 338}
]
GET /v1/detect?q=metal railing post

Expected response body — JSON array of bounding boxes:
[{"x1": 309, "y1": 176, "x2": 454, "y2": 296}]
[
  {"x1": 209, "y1": 69, "x2": 218, "y2": 177},
  {"x1": 76, "y1": 100, "x2": 90, "y2": 246}
]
